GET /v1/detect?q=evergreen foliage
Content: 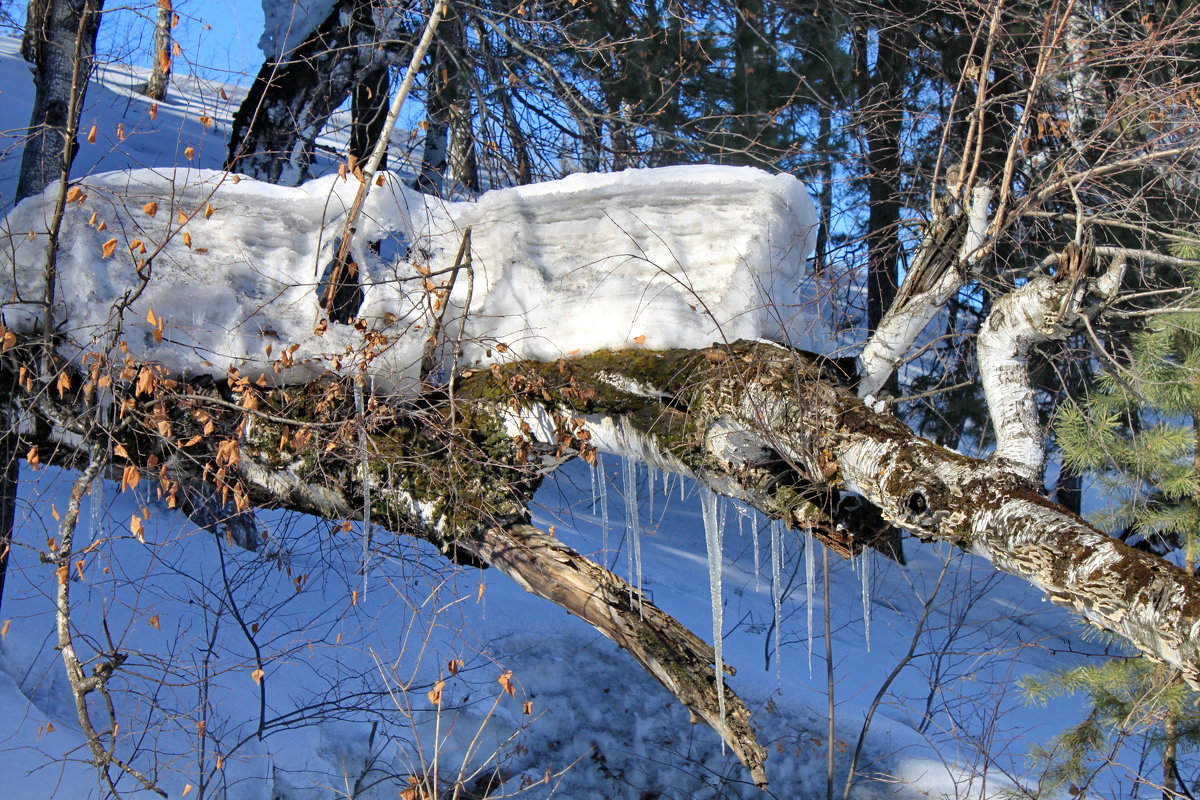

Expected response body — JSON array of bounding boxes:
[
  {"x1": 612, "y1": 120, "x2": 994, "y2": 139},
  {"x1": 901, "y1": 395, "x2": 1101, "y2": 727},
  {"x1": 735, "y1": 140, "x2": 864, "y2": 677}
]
[{"x1": 1029, "y1": 255, "x2": 1200, "y2": 795}]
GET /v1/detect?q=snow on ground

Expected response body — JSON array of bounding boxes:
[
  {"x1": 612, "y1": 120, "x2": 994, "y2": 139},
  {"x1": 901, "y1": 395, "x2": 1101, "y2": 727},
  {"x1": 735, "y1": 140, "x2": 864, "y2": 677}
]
[
  {"x1": 0, "y1": 33, "x2": 1103, "y2": 800},
  {"x1": 0, "y1": 459, "x2": 1089, "y2": 800}
]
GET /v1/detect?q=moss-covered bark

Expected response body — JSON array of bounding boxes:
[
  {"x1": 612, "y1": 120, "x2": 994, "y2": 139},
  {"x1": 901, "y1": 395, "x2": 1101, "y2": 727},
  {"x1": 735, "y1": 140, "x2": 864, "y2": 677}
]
[{"x1": 11, "y1": 337, "x2": 1200, "y2": 784}]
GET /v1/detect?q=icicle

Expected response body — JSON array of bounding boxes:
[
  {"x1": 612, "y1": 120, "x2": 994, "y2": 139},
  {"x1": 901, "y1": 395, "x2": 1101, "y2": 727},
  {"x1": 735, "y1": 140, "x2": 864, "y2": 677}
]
[
  {"x1": 680, "y1": 473, "x2": 685, "y2": 501},
  {"x1": 354, "y1": 380, "x2": 372, "y2": 597},
  {"x1": 598, "y1": 453, "x2": 610, "y2": 560},
  {"x1": 89, "y1": 473, "x2": 104, "y2": 543},
  {"x1": 590, "y1": 456, "x2": 599, "y2": 514},
  {"x1": 861, "y1": 550, "x2": 872, "y2": 651},
  {"x1": 647, "y1": 466, "x2": 656, "y2": 522},
  {"x1": 622, "y1": 457, "x2": 643, "y2": 611},
  {"x1": 770, "y1": 520, "x2": 783, "y2": 682},
  {"x1": 751, "y1": 515, "x2": 761, "y2": 591},
  {"x1": 805, "y1": 526, "x2": 815, "y2": 675},
  {"x1": 701, "y1": 487, "x2": 726, "y2": 745}
]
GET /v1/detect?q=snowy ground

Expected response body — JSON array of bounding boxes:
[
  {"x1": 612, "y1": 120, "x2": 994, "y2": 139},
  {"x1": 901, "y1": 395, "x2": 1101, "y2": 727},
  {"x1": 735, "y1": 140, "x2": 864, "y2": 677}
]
[{"x1": 0, "y1": 33, "x2": 1109, "y2": 800}]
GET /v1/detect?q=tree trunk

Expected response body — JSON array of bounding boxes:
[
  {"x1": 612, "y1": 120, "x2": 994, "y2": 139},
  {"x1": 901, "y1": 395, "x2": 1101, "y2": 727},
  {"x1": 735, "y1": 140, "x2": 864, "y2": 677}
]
[
  {"x1": 416, "y1": 15, "x2": 454, "y2": 195},
  {"x1": 16, "y1": 0, "x2": 103, "y2": 201},
  {"x1": 0, "y1": 369, "x2": 18, "y2": 614},
  {"x1": 350, "y1": 63, "x2": 390, "y2": 167},
  {"x1": 854, "y1": 14, "x2": 909, "y2": 333},
  {"x1": 447, "y1": 92, "x2": 478, "y2": 195},
  {"x1": 225, "y1": 0, "x2": 395, "y2": 184},
  {"x1": 417, "y1": 7, "x2": 478, "y2": 196},
  {"x1": 1164, "y1": 706, "x2": 1178, "y2": 800},
  {"x1": 139, "y1": 0, "x2": 172, "y2": 102}
]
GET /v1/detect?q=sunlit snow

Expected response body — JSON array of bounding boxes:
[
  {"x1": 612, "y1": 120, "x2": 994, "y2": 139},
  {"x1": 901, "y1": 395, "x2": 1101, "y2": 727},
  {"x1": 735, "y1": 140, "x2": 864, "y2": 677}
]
[{"x1": 1, "y1": 165, "x2": 824, "y2": 394}]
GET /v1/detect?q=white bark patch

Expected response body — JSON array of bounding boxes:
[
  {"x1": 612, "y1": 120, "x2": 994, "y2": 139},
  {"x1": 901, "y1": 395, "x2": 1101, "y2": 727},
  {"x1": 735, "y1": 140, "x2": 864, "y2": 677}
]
[
  {"x1": 857, "y1": 280, "x2": 958, "y2": 399},
  {"x1": 976, "y1": 256, "x2": 1124, "y2": 482},
  {"x1": 960, "y1": 186, "x2": 994, "y2": 263}
]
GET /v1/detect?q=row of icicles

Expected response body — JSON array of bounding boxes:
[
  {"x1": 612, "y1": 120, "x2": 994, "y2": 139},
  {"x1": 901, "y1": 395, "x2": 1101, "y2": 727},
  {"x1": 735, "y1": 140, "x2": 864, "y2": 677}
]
[{"x1": 586, "y1": 454, "x2": 874, "y2": 745}]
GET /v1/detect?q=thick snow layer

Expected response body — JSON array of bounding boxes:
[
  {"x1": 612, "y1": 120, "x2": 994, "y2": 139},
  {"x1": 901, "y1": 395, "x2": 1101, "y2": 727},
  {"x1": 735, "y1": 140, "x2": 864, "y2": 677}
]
[{"x1": 0, "y1": 165, "x2": 822, "y2": 394}]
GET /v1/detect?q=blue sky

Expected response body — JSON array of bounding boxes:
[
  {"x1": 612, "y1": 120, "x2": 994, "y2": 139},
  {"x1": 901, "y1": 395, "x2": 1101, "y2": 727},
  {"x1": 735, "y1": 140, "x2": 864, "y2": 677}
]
[
  {"x1": 2, "y1": 0, "x2": 266, "y2": 80},
  {"x1": 111, "y1": 0, "x2": 266, "y2": 79}
]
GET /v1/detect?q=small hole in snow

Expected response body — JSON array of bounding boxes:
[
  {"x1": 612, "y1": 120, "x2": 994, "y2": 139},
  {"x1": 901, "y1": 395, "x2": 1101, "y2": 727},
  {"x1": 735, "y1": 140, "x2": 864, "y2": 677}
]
[{"x1": 316, "y1": 236, "x2": 364, "y2": 324}]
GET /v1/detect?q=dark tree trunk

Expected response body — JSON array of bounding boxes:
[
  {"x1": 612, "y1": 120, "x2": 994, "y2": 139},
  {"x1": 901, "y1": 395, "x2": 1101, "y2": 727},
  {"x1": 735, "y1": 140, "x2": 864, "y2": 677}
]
[
  {"x1": 416, "y1": 40, "x2": 450, "y2": 194},
  {"x1": 814, "y1": 101, "x2": 834, "y2": 274},
  {"x1": 855, "y1": 15, "x2": 909, "y2": 333},
  {"x1": 17, "y1": 0, "x2": 102, "y2": 201},
  {"x1": 0, "y1": 369, "x2": 18, "y2": 615},
  {"x1": 730, "y1": 0, "x2": 770, "y2": 163},
  {"x1": 225, "y1": 0, "x2": 397, "y2": 184},
  {"x1": 349, "y1": 61, "x2": 390, "y2": 166},
  {"x1": 448, "y1": 93, "x2": 478, "y2": 194}
]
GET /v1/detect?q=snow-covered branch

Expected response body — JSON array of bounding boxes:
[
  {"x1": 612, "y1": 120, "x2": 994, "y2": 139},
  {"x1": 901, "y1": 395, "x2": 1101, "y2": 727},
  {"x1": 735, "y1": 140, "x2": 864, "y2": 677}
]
[{"x1": 6, "y1": 165, "x2": 1200, "y2": 787}]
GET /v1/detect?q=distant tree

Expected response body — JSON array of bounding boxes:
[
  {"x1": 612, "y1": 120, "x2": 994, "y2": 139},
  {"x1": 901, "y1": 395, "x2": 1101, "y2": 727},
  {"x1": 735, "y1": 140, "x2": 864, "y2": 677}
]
[
  {"x1": 138, "y1": 0, "x2": 172, "y2": 101},
  {"x1": 17, "y1": 0, "x2": 103, "y2": 201}
]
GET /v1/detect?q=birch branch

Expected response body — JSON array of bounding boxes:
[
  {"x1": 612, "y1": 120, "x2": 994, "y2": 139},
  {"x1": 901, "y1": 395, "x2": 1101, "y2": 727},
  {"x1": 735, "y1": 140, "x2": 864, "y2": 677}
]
[
  {"x1": 977, "y1": 250, "x2": 1124, "y2": 481},
  {"x1": 858, "y1": 185, "x2": 992, "y2": 399}
]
